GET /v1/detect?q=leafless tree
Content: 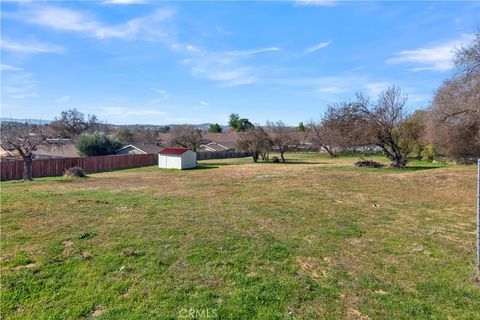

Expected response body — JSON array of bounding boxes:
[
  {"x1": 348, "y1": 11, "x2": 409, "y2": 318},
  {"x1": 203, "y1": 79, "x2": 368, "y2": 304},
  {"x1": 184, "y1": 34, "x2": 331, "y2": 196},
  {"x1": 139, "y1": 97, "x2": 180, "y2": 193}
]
[
  {"x1": 423, "y1": 32, "x2": 480, "y2": 161},
  {"x1": 265, "y1": 121, "x2": 298, "y2": 162},
  {"x1": 354, "y1": 86, "x2": 418, "y2": 167},
  {"x1": 0, "y1": 124, "x2": 48, "y2": 180},
  {"x1": 169, "y1": 125, "x2": 203, "y2": 151},
  {"x1": 455, "y1": 31, "x2": 480, "y2": 79},
  {"x1": 236, "y1": 127, "x2": 271, "y2": 162},
  {"x1": 307, "y1": 120, "x2": 337, "y2": 156},
  {"x1": 49, "y1": 109, "x2": 99, "y2": 139},
  {"x1": 314, "y1": 101, "x2": 374, "y2": 154},
  {"x1": 425, "y1": 75, "x2": 480, "y2": 160}
]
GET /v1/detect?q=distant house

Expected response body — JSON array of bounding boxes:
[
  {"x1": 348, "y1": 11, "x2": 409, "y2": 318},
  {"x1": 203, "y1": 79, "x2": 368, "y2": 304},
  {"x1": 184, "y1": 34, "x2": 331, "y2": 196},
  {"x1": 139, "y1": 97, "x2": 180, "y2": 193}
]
[
  {"x1": 115, "y1": 143, "x2": 165, "y2": 155},
  {"x1": 158, "y1": 147, "x2": 196, "y2": 170},
  {"x1": 34, "y1": 141, "x2": 80, "y2": 159},
  {"x1": 158, "y1": 132, "x2": 239, "y2": 152},
  {"x1": 0, "y1": 139, "x2": 80, "y2": 160},
  {"x1": 198, "y1": 141, "x2": 233, "y2": 152}
]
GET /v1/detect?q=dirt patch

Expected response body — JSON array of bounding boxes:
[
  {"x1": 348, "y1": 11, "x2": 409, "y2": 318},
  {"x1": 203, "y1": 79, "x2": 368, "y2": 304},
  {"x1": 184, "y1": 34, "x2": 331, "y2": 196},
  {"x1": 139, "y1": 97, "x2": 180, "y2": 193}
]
[
  {"x1": 90, "y1": 305, "x2": 106, "y2": 318},
  {"x1": 11, "y1": 263, "x2": 37, "y2": 271},
  {"x1": 296, "y1": 257, "x2": 326, "y2": 279},
  {"x1": 347, "y1": 308, "x2": 371, "y2": 320}
]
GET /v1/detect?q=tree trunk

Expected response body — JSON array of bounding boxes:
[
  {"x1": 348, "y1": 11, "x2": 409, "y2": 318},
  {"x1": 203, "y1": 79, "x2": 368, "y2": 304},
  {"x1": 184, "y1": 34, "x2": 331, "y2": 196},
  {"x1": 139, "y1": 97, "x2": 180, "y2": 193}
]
[
  {"x1": 390, "y1": 156, "x2": 407, "y2": 168},
  {"x1": 252, "y1": 152, "x2": 259, "y2": 163},
  {"x1": 23, "y1": 156, "x2": 33, "y2": 180},
  {"x1": 280, "y1": 151, "x2": 285, "y2": 162},
  {"x1": 322, "y1": 145, "x2": 335, "y2": 157}
]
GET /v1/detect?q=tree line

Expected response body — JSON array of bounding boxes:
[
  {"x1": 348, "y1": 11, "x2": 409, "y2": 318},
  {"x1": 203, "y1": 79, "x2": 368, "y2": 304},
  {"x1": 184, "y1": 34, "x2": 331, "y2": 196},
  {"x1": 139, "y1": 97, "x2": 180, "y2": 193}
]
[{"x1": 1, "y1": 32, "x2": 478, "y2": 179}]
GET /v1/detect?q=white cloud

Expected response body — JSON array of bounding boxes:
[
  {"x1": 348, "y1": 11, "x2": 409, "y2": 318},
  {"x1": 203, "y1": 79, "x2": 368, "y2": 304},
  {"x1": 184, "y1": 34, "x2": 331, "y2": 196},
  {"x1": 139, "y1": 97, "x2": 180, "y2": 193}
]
[
  {"x1": 102, "y1": 0, "x2": 148, "y2": 4},
  {"x1": 1, "y1": 64, "x2": 23, "y2": 71},
  {"x1": 365, "y1": 82, "x2": 391, "y2": 97},
  {"x1": 1, "y1": 39, "x2": 64, "y2": 54},
  {"x1": 14, "y1": 5, "x2": 175, "y2": 41},
  {"x1": 231, "y1": 47, "x2": 280, "y2": 56},
  {"x1": 10, "y1": 92, "x2": 38, "y2": 99},
  {"x1": 386, "y1": 35, "x2": 472, "y2": 72},
  {"x1": 199, "y1": 101, "x2": 209, "y2": 106},
  {"x1": 179, "y1": 46, "x2": 279, "y2": 87},
  {"x1": 317, "y1": 86, "x2": 340, "y2": 93},
  {"x1": 2, "y1": 70, "x2": 38, "y2": 100},
  {"x1": 295, "y1": 0, "x2": 337, "y2": 7},
  {"x1": 99, "y1": 106, "x2": 166, "y2": 116},
  {"x1": 305, "y1": 41, "x2": 331, "y2": 54},
  {"x1": 151, "y1": 88, "x2": 169, "y2": 99},
  {"x1": 346, "y1": 66, "x2": 365, "y2": 72},
  {"x1": 55, "y1": 96, "x2": 71, "y2": 103}
]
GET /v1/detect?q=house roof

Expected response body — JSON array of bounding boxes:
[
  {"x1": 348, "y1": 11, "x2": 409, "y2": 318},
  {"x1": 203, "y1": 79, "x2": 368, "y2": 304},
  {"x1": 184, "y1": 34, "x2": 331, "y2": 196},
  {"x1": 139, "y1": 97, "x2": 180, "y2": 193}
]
[
  {"x1": 34, "y1": 142, "x2": 80, "y2": 158},
  {"x1": 116, "y1": 143, "x2": 165, "y2": 154},
  {"x1": 159, "y1": 147, "x2": 191, "y2": 155},
  {"x1": 199, "y1": 141, "x2": 231, "y2": 152},
  {"x1": 158, "y1": 132, "x2": 239, "y2": 145}
]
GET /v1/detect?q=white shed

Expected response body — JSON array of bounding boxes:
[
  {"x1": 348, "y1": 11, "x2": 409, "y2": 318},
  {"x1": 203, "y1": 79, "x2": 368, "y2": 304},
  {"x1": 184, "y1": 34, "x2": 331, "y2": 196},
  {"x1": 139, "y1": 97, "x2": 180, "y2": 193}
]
[{"x1": 158, "y1": 147, "x2": 196, "y2": 170}]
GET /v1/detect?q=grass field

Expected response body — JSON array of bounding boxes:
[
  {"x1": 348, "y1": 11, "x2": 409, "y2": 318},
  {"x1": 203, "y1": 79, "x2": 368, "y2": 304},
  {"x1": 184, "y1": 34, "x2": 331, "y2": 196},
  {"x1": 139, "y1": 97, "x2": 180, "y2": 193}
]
[{"x1": 1, "y1": 153, "x2": 479, "y2": 319}]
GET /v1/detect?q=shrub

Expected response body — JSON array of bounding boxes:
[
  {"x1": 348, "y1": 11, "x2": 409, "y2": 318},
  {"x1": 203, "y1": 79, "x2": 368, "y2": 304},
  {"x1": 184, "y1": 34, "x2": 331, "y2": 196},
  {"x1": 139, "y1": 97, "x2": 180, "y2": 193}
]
[
  {"x1": 354, "y1": 159, "x2": 384, "y2": 168},
  {"x1": 64, "y1": 166, "x2": 86, "y2": 177},
  {"x1": 76, "y1": 132, "x2": 122, "y2": 157},
  {"x1": 272, "y1": 156, "x2": 280, "y2": 163},
  {"x1": 421, "y1": 144, "x2": 436, "y2": 162}
]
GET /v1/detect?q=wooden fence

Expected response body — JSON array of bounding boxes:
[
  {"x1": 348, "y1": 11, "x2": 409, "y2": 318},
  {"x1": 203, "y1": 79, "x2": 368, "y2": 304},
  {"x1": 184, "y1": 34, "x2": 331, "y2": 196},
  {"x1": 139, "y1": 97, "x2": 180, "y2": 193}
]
[
  {"x1": 0, "y1": 154, "x2": 156, "y2": 181},
  {"x1": 0, "y1": 151, "x2": 250, "y2": 181},
  {"x1": 196, "y1": 150, "x2": 250, "y2": 160}
]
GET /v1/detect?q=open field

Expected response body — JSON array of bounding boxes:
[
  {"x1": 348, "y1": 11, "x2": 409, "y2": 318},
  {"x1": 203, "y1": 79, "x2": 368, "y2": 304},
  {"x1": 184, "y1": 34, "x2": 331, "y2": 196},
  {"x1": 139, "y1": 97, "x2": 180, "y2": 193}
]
[{"x1": 1, "y1": 153, "x2": 479, "y2": 319}]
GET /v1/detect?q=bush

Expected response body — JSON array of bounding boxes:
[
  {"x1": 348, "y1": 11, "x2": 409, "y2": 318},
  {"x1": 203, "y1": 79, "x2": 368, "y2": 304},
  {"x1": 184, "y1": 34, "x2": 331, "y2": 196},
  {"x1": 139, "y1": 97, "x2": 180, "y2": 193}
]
[
  {"x1": 76, "y1": 132, "x2": 122, "y2": 157},
  {"x1": 272, "y1": 156, "x2": 280, "y2": 163},
  {"x1": 421, "y1": 144, "x2": 436, "y2": 162},
  {"x1": 354, "y1": 159, "x2": 384, "y2": 168},
  {"x1": 64, "y1": 166, "x2": 86, "y2": 177}
]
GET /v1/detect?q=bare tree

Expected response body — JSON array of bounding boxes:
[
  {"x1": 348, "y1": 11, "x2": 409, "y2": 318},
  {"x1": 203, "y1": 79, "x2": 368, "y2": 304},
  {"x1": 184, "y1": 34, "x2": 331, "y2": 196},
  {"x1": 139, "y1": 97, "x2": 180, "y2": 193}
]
[
  {"x1": 169, "y1": 125, "x2": 203, "y2": 151},
  {"x1": 50, "y1": 109, "x2": 99, "y2": 139},
  {"x1": 423, "y1": 32, "x2": 480, "y2": 161},
  {"x1": 307, "y1": 121, "x2": 336, "y2": 156},
  {"x1": 266, "y1": 121, "x2": 298, "y2": 162},
  {"x1": 0, "y1": 124, "x2": 48, "y2": 180},
  {"x1": 355, "y1": 86, "x2": 417, "y2": 167},
  {"x1": 236, "y1": 127, "x2": 271, "y2": 162},
  {"x1": 455, "y1": 31, "x2": 480, "y2": 79},
  {"x1": 425, "y1": 75, "x2": 480, "y2": 160}
]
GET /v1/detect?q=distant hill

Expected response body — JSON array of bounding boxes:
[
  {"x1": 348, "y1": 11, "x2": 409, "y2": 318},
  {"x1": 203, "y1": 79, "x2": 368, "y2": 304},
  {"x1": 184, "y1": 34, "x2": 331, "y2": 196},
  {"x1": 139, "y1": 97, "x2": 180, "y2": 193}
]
[
  {"x1": 0, "y1": 118, "x2": 228, "y2": 131},
  {"x1": 0, "y1": 118, "x2": 52, "y2": 125},
  {"x1": 114, "y1": 123, "x2": 229, "y2": 131}
]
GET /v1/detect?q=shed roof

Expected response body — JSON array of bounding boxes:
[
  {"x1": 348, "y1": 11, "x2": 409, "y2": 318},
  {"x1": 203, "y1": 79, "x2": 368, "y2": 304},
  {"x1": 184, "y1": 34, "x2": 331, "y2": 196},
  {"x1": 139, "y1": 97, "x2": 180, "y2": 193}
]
[{"x1": 159, "y1": 147, "x2": 191, "y2": 155}]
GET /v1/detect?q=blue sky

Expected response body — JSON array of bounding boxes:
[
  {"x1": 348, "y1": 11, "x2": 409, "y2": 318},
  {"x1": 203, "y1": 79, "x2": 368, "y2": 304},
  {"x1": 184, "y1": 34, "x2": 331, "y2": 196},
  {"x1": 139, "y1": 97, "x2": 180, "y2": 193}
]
[{"x1": 1, "y1": 0, "x2": 479, "y2": 125}]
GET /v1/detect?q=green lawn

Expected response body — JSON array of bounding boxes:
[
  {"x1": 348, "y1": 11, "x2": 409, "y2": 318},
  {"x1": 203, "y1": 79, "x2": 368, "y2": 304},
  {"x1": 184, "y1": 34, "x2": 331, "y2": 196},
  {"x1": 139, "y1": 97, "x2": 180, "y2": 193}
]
[{"x1": 1, "y1": 153, "x2": 479, "y2": 319}]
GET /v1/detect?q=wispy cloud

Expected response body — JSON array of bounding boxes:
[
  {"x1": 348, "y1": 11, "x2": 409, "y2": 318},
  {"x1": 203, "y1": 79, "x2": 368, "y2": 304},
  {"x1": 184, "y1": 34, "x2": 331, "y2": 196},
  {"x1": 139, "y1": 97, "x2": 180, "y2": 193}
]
[
  {"x1": 151, "y1": 88, "x2": 169, "y2": 99},
  {"x1": 12, "y1": 5, "x2": 175, "y2": 41},
  {"x1": 2, "y1": 68, "x2": 38, "y2": 100},
  {"x1": 1, "y1": 64, "x2": 23, "y2": 71},
  {"x1": 99, "y1": 106, "x2": 166, "y2": 116},
  {"x1": 55, "y1": 96, "x2": 71, "y2": 103},
  {"x1": 386, "y1": 34, "x2": 472, "y2": 72},
  {"x1": 199, "y1": 101, "x2": 209, "y2": 106},
  {"x1": 1, "y1": 38, "x2": 64, "y2": 54},
  {"x1": 232, "y1": 47, "x2": 280, "y2": 56},
  {"x1": 304, "y1": 41, "x2": 331, "y2": 55},
  {"x1": 295, "y1": 0, "x2": 337, "y2": 7},
  {"x1": 346, "y1": 66, "x2": 365, "y2": 72},
  {"x1": 10, "y1": 92, "x2": 38, "y2": 99},
  {"x1": 102, "y1": 0, "x2": 148, "y2": 4},
  {"x1": 178, "y1": 45, "x2": 280, "y2": 87}
]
